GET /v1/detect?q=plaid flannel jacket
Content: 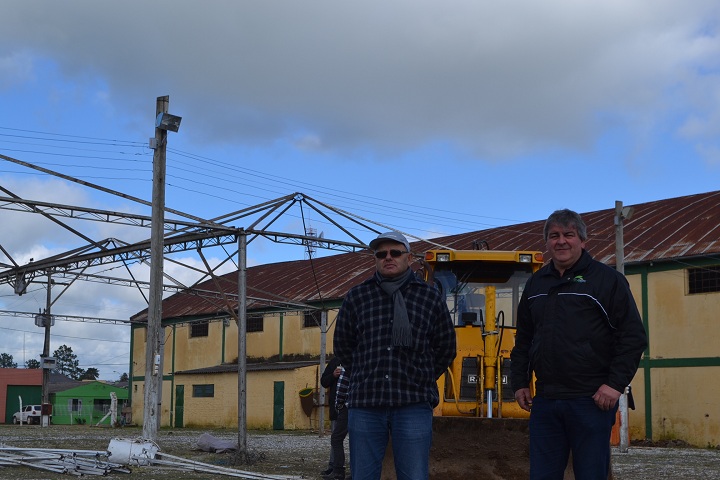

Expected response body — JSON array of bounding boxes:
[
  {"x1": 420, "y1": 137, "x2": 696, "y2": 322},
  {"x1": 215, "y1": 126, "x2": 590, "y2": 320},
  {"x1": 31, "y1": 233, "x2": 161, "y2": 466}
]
[{"x1": 333, "y1": 273, "x2": 456, "y2": 408}]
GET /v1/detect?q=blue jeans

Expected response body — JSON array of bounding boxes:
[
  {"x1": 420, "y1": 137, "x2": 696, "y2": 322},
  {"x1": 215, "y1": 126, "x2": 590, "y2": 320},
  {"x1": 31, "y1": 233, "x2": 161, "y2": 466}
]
[
  {"x1": 348, "y1": 402, "x2": 433, "y2": 480},
  {"x1": 529, "y1": 395, "x2": 617, "y2": 480}
]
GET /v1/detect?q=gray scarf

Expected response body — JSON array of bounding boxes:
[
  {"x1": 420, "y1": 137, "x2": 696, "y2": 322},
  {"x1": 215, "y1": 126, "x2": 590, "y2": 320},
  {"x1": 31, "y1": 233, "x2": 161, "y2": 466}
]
[{"x1": 376, "y1": 268, "x2": 414, "y2": 347}]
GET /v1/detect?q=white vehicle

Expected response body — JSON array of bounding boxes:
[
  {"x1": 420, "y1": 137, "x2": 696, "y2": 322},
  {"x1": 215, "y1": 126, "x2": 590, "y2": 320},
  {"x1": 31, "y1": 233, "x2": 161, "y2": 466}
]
[{"x1": 12, "y1": 405, "x2": 50, "y2": 425}]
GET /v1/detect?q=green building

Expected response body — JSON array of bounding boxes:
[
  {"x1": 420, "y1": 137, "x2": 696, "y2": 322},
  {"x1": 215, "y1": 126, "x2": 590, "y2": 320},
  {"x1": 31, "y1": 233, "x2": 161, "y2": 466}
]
[{"x1": 51, "y1": 381, "x2": 129, "y2": 426}]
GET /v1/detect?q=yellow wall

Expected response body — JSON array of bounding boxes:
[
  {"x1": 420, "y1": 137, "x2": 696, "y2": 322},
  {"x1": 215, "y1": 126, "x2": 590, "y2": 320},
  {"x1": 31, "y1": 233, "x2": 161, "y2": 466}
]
[
  {"x1": 127, "y1": 268, "x2": 720, "y2": 446},
  {"x1": 631, "y1": 269, "x2": 720, "y2": 447},
  {"x1": 281, "y1": 312, "x2": 339, "y2": 357},
  {"x1": 129, "y1": 376, "x2": 174, "y2": 427},
  {"x1": 646, "y1": 270, "x2": 717, "y2": 358},
  {"x1": 131, "y1": 312, "x2": 340, "y2": 379},
  {"x1": 130, "y1": 311, "x2": 338, "y2": 430},
  {"x1": 174, "y1": 372, "x2": 239, "y2": 427},
  {"x1": 131, "y1": 365, "x2": 325, "y2": 430},
  {"x1": 627, "y1": 368, "x2": 646, "y2": 440},
  {"x1": 650, "y1": 366, "x2": 720, "y2": 445}
]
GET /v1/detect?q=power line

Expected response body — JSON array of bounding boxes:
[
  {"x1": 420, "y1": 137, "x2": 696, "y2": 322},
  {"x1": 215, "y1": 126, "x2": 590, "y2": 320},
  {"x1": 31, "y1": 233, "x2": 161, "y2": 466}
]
[
  {"x1": 0, "y1": 325, "x2": 129, "y2": 343},
  {"x1": 0, "y1": 126, "x2": 530, "y2": 239}
]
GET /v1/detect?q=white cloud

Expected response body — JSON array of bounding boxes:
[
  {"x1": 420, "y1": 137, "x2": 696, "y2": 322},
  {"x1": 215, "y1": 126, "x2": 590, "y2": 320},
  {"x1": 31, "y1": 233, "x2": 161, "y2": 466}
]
[
  {"x1": 1, "y1": 0, "x2": 718, "y2": 159},
  {"x1": 2, "y1": 0, "x2": 720, "y2": 377}
]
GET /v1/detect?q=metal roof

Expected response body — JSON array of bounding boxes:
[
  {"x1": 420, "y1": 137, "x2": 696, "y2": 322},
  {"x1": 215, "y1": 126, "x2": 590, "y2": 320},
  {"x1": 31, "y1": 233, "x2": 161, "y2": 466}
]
[
  {"x1": 136, "y1": 190, "x2": 720, "y2": 322},
  {"x1": 174, "y1": 360, "x2": 319, "y2": 375}
]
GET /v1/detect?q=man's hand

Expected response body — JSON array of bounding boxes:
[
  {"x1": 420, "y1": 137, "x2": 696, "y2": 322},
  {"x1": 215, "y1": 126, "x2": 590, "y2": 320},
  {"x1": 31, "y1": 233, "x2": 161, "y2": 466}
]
[
  {"x1": 514, "y1": 388, "x2": 533, "y2": 412},
  {"x1": 592, "y1": 384, "x2": 622, "y2": 411},
  {"x1": 333, "y1": 367, "x2": 342, "y2": 378}
]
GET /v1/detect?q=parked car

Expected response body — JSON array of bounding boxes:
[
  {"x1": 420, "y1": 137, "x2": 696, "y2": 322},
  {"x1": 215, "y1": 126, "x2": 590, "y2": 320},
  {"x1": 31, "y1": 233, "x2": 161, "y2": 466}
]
[{"x1": 12, "y1": 405, "x2": 50, "y2": 425}]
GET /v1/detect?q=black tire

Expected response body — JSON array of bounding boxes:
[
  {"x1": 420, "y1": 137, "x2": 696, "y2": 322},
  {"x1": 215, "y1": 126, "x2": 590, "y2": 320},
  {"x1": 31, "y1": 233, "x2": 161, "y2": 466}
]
[{"x1": 12, "y1": 416, "x2": 18, "y2": 425}]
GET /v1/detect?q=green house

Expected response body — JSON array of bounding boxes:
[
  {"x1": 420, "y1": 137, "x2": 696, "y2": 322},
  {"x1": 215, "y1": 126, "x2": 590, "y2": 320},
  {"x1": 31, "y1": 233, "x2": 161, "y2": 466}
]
[{"x1": 50, "y1": 381, "x2": 129, "y2": 426}]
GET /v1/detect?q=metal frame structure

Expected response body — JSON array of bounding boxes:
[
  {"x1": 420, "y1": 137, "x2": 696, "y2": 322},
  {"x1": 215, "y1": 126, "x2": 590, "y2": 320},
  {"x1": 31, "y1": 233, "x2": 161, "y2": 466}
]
[{"x1": 0, "y1": 148, "x2": 416, "y2": 455}]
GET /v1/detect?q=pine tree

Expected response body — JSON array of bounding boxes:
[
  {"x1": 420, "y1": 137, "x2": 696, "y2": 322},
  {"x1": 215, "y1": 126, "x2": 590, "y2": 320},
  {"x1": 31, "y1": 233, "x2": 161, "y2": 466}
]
[
  {"x1": 81, "y1": 367, "x2": 100, "y2": 380},
  {"x1": 25, "y1": 359, "x2": 41, "y2": 369},
  {"x1": 0, "y1": 353, "x2": 17, "y2": 368},
  {"x1": 52, "y1": 345, "x2": 85, "y2": 380}
]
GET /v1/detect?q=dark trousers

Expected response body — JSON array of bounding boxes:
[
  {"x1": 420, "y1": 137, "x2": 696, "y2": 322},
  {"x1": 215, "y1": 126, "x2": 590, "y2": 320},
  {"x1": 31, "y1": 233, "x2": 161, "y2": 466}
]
[
  {"x1": 529, "y1": 395, "x2": 617, "y2": 480},
  {"x1": 330, "y1": 407, "x2": 349, "y2": 475}
]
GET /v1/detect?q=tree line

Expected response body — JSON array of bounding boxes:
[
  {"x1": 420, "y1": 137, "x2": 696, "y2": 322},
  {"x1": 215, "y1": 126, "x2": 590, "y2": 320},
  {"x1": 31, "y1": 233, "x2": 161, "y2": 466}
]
[{"x1": 0, "y1": 344, "x2": 127, "y2": 381}]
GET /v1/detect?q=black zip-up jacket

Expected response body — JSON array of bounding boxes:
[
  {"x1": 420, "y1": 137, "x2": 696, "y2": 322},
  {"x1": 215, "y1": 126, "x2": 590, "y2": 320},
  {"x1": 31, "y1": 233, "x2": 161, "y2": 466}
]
[
  {"x1": 321, "y1": 357, "x2": 341, "y2": 420},
  {"x1": 510, "y1": 250, "x2": 648, "y2": 399}
]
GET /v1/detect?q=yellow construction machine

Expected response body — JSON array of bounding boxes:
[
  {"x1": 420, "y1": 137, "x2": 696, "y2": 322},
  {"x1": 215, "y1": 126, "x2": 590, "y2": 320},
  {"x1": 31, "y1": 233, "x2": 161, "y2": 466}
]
[
  {"x1": 424, "y1": 247, "x2": 544, "y2": 478},
  {"x1": 424, "y1": 247, "x2": 543, "y2": 420}
]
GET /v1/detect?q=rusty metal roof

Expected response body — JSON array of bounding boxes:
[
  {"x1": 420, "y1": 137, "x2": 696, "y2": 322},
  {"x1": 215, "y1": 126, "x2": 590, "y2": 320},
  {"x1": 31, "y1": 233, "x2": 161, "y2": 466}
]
[
  {"x1": 136, "y1": 190, "x2": 720, "y2": 322},
  {"x1": 174, "y1": 360, "x2": 318, "y2": 375}
]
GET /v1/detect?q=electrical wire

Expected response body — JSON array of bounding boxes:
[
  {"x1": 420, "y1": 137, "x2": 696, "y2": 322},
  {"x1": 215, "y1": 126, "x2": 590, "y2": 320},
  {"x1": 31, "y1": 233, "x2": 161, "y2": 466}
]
[{"x1": 0, "y1": 126, "x2": 533, "y2": 239}]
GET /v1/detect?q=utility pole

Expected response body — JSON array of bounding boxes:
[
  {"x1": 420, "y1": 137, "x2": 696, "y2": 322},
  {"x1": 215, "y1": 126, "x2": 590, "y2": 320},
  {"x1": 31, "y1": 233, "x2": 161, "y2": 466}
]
[
  {"x1": 143, "y1": 96, "x2": 169, "y2": 440},
  {"x1": 614, "y1": 200, "x2": 634, "y2": 453},
  {"x1": 615, "y1": 200, "x2": 633, "y2": 276}
]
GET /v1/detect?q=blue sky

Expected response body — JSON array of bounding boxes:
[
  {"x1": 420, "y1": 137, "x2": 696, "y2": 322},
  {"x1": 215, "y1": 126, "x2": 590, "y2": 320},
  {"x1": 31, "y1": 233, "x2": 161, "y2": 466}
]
[{"x1": 1, "y1": 1, "x2": 719, "y2": 378}]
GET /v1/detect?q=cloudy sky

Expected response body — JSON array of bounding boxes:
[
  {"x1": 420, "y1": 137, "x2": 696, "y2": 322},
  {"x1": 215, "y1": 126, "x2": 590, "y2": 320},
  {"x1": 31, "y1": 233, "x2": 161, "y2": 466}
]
[{"x1": 1, "y1": 1, "x2": 719, "y2": 379}]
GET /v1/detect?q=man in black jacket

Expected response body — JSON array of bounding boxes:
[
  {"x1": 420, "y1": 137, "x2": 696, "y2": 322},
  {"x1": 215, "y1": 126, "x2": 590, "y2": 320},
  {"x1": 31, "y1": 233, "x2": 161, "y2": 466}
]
[
  {"x1": 510, "y1": 209, "x2": 647, "y2": 480},
  {"x1": 320, "y1": 357, "x2": 345, "y2": 479}
]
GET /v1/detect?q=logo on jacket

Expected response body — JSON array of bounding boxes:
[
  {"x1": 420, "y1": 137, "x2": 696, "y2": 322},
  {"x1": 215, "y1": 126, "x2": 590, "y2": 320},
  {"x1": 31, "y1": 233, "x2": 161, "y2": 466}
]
[{"x1": 572, "y1": 275, "x2": 586, "y2": 283}]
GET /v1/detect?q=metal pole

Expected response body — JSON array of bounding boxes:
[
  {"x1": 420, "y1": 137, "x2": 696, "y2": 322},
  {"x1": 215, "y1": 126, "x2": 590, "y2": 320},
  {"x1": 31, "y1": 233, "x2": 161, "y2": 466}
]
[
  {"x1": 237, "y1": 231, "x2": 248, "y2": 458},
  {"x1": 615, "y1": 200, "x2": 630, "y2": 453},
  {"x1": 318, "y1": 310, "x2": 327, "y2": 436},
  {"x1": 619, "y1": 387, "x2": 629, "y2": 452},
  {"x1": 143, "y1": 96, "x2": 169, "y2": 440},
  {"x1": 41, "y1": 272, "x2": 51, "y2": 420}
]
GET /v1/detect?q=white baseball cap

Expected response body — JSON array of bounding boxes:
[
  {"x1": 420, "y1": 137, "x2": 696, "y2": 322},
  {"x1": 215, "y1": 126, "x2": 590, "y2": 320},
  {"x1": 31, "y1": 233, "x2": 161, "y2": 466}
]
[{"x1": 368, "y1": 231, "x2": 411, "y2": 252}]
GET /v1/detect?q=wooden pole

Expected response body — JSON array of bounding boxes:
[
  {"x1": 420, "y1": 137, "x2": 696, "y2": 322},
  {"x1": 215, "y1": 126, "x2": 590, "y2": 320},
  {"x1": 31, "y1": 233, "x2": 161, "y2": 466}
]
[{"x1": 143, "y1": 96, "x2": 169, "y2": 440}]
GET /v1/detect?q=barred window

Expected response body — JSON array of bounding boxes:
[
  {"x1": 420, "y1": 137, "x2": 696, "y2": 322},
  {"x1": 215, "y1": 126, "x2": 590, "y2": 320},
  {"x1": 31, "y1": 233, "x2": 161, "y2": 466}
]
[
  {"x1": 247, "y1": 316, "x2": 264, "y2": 333},
  {"x1": 192, "y1": 384, "x2": 214, "y2": 398},
  {"x1": 190, "y1": 320, "x2": 209, "y2": 338},
  {"x1": 688, "y1": 266, "x2": 720, "y2": 294},
  {"x1": 304, "y1": 311, "x2": 321, "y2": 328},
  {"x1": 68, "y1": 398, "x2": 82, "y2": 413}
]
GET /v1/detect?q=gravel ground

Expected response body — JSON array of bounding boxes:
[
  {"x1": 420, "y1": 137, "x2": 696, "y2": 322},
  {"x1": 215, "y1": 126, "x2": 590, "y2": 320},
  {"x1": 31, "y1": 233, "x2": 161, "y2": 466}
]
[
  {"x1": 0, "y1": 424, "x2": 329, "y2": 479},
  {"x1": 611, "y1": 445, "x2": 720, "y2": 479},
  {"x1": 0, "y1": 424, "x2": 719, "y2": 479}
]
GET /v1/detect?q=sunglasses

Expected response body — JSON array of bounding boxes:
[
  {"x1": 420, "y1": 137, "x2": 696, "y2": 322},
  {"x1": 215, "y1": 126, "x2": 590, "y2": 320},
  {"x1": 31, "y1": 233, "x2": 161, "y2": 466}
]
[{"x1": 374, "y1": 249, "x2": 408, "y2": 259}]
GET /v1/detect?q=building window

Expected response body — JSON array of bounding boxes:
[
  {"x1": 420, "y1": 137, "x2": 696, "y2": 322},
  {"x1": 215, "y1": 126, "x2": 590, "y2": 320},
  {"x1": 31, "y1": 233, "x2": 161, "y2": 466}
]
[
  {"x1": 688, "y1": 266, "x2": 720, "y2": 294},
  {"x1": 68, "y1": 398, "x2": 82, "y2": 413},
  {"x1": 247, "y1": 316, "x2": 264, "y2": 332},
  {"x1": 94, "y1": 398, "x2": 112, "y2": 415},
  {"x1": 190, "y1": 320, "x2": 209, "y2": 338},
  {"x1": 193, "y1": 384, "x2": 215, "y2": 398},
  {"x1": 304, "y1": 311, "x2": 321, "y2": 328}
]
